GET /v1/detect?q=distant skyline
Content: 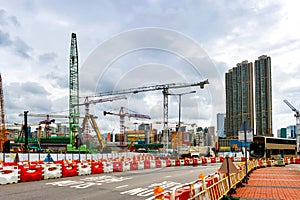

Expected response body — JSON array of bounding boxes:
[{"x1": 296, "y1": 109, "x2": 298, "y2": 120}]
[{"x1": 0, "y1": 1, "x2": 300, "y2": 134}]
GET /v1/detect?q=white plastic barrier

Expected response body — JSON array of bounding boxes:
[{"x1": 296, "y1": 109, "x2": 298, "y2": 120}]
[
  {"x1": 206, "y1": 158, "x2": 211, "y2": 164},
  {"x1": 43, "y1": 163, "x2": 62, "y2": 179},
  {"x1": 122, "y1": 161, "x2": 130, "y2": 171},
  {"x1": 0, "y1": 165, "x2": 19, "y2": 184},
  {"x1": 180, "y1": 159, "x2": 185, "y2": 166},
  {"x1": 161, "y1": 160, "x2": 167, "y2": 168},
  {"x1": 171, "y1": 159, "x2": 176, "y2": 166},
  {"x1": 150, "y1": 160, "x2": 156, "y2": 168},
  {"x1": 78, "y1": 163, "x2": 91, "y2": 176},
  {"x1": 216, "y1": 157, "x2": 220, "y2": 163},
  {"x1": 138, "y1": 161, "x2": 144, "y2": 170},
  {"x1": 103, "y1": 162, "x2": 113, "y2": 173},
  {"x1": 234, "y1": 157, "x2": 242, "y2": 162}
]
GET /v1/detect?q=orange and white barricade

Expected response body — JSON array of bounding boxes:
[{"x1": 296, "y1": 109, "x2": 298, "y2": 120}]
[
  {"x1": 43, "y1": 163, "x2": 62, "y2": 179},
  {"x1": 0, "y1": 165, "x2": 19, "y2": 184}
]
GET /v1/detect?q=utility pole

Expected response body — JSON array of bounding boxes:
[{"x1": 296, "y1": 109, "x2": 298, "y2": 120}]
[
  {"x1": 239, "y1": 121, "x2": 252, "y2": 184},
  {"x1": 168, "y1": 91, "x2": 196, "y2": 151},
  {"x1": 24, "y1": 111, "x2": 29, "y2": 152}
]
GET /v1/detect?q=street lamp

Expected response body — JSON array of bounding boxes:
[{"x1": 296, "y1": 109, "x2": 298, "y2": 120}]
[{"x1": 168, "y1": 90, "x2": 196, "y2": 152}]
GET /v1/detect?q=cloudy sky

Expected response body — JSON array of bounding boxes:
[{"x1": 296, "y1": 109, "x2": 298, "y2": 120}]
[{"x1": 0, "y1": 0, "x2": 300, "y2": 136}]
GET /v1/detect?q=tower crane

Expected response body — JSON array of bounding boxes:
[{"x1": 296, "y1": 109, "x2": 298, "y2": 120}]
[
  {"x1": 73, "y1": 95, "x2": 127, "y2": 152},
  {"x1": 283, "y1": 99, "x2": 300, "y2": 125},
  {"x1": 92, "y1": 79, "x2": 209, "y2": 150},
  {"x1": 69, "y1": 32, "x2": 80, "y2": 152},
  {"x1": 103, "y1": 106, "x2": 151, "y2": 146},
  {"x1": 0, "y1": 73, "x2": 8, "y2": 152}
]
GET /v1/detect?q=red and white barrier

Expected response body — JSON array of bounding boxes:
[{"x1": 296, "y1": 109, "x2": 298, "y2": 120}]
[
  {"x1": 78, "y1": 162, "x2": 91, "y2": 176},
  {"x1": 122, "y1": 161, "x2": 131, "y2": 171},
  {"x1": 0, "y1": 165, "x2": 19, "y2": 184},
  {"x1": 43, "y1": 163, "x2": 62, "y2": 179},
  {"x1": 138, "y1": 161, "x2": 144, "y2": 170},
  {"x1": 150, "y1": 160, "x2": 156, "y2": 168},
  {"x1": 103, "y1": 162, "x2": 113, "y2": 173}
]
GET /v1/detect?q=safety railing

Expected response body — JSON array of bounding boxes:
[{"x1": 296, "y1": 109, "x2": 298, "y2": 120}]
[{"x1": 151, "y1": 160, "x2": 259, "y2": 200}]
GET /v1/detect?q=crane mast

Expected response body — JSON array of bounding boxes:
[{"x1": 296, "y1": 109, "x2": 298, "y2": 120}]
[
  {"x1": 0, "y1": 73, "x2": 7, "y2": 152},
  {"x1": 94, "y1": 79, "x2": 209, "y2": 150},
  {"x1": 103, "y1": 106, "x2": 151, "y2": 146},
  {"x1": 69, "y1": 33, "x2": 80, "y2": 147},
  {"x1": 74, "y1": 95, "x2": 127, "y2": 152}
]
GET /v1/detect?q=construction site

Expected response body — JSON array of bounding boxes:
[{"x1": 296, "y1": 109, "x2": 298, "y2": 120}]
[{"x1": 0, "y1": 33, "x2": 210, "y2": 154}]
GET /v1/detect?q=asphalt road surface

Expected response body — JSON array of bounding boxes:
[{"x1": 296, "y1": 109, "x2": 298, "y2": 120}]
[{"x1": 1, "y1": 163, "x2": 221, "y2": 200}]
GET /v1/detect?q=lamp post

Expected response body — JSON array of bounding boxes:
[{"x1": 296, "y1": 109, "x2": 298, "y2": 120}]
[{"x1": 168, "y1": 91, "x2": 196, "y2": 152}]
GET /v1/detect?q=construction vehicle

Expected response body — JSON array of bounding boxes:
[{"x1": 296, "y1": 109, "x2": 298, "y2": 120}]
[
  {"x1": 103, "y1": 106, "x2": 151, "y2": 147},
  {"x1": 91, "y1": 79, "x2": 209, "y2": 150},
  {"x1": 18, "y1": 113, "x2": 86, "y2": 152},
  {"x1": 178, "y1": 146, "x2": 216, "y2": 159}
]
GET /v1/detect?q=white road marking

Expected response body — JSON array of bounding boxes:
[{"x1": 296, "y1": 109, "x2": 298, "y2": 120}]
[{"x1": 116, "y1": 185, "x2": 129, "y2": 189}]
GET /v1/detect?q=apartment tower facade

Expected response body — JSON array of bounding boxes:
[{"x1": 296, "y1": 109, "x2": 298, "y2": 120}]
[
  {"x1": 255, "y1": 55, "x2": 273, "y2": 136},
  {"x1": 225, "y1": 60, "x2": 254, "y2": 137}
]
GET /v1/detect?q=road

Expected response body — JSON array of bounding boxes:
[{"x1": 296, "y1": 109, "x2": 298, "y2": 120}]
[{"x1": 1, "y1": 163, "x2": 221, "y2": 200}]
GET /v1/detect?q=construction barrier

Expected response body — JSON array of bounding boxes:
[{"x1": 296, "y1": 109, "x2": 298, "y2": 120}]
[
  {"x1": 103, "y1": 162, "x2": 113, "y2": 173},
  {"x1": 91, "y1": 161, "x2": 104, "y2": 174},
  {"x1": 155, "y1": 160, "x2": 162, "y2": 168},
  {"x1": 144, "y1": 160, "x2": 150, "y2": 169},
  {"x1": 150, "y1": 160, "x2": 258, "y2": 200},
  {"x1": 165, "y1": 159, "x2": 172, "y2": 167},
  {"x1": 78, "y1": 162, "x2": 91, "y2": 176},
  {"x1": 61, "y1": 163, "x2": 78, "y2": 177},
  {"x1": 43, "y1": 163, "x2": 62, "y2": 179},
  {"x1": 113, "y1": 161, "x2": 123, "y2": 172},
  {"x1": 4, "y1": 155, "x2": 295, "y2": 188},
  {"x1": 19, "y1": 163, "x2": 43, "y2": 182},
  {"x1": 130, "y1": 161, "x2": 138, "y2": 170},
  {"x1": 161, "y1": 160, "x2": 167, "y2": 168},
  {"x1": 0, "y1": 165, "x2": 19, "y2": 184},
  {"x1": 138, "y1": 160, "x2": 144, "y2": 170},
  {"x1": 150, "y1": 160, "x2": 156, "y2": 168},
  {"x1": 211, "y1": 157, "x2": 216, "y2": 163}
]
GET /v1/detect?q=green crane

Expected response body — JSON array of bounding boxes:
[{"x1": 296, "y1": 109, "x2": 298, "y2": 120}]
[{"x1": 68, "y1": 33, "x2": 83, "y2": 152}]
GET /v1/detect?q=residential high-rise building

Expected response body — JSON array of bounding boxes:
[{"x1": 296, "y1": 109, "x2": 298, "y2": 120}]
[
  {"x1": 255, "y1": 55, "x2": 273, "y2": 136},
  {"x1": 225, "y1": 60, "x2": 254, "y2": 138}
]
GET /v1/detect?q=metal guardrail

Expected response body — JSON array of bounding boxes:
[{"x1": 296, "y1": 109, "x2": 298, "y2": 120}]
[{"x1": 151, "y1": 160, "x2": 259, "y2": 200}]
